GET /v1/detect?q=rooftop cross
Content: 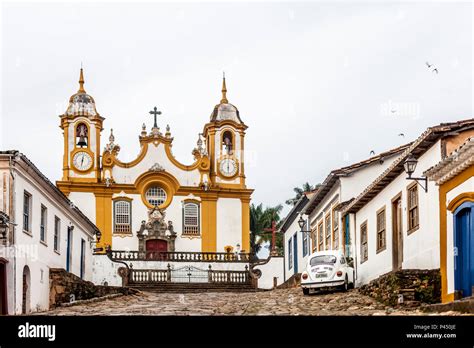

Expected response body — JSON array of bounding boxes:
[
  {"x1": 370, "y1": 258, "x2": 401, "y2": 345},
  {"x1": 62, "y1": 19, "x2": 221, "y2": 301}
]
[{"x1": 149, "y1": 106, "x2": 162, "y2": 129}]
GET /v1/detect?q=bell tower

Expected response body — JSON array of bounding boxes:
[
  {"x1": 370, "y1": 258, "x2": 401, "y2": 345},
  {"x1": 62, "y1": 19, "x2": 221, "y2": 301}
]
[
  {"x1": 203, "y1": 74, "x2": 247, "y2": 189},
  {"x1": 59, "y1": 68, "x2": 104, "y2": 183}
]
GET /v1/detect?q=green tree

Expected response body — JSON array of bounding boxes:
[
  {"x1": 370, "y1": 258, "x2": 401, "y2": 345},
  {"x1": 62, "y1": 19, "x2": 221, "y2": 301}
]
[
  {"x1": 285, "y1": 182, "x2": 319, "y2": 206},
  {"x1": 249, "y1": 203, "x2": 284, "y2": 258}
]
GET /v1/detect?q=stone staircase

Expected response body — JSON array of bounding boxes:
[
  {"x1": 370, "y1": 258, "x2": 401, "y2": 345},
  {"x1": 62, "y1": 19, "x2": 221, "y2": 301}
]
[{"x1": 128, "y1": 282, "x2": 259, "y2": 293}]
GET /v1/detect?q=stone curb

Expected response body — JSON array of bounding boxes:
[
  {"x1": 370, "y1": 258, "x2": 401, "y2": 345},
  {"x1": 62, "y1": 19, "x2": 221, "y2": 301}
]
[{"x1": 59, "y1": 293, "x2": 126, "y2": 307}]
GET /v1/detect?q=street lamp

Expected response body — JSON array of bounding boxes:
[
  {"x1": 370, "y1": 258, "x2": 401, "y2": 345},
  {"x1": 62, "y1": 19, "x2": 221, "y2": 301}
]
[
  {"x1": 298, "y1": 215, "x2": 311, "y2": 234},
  {"x1": 403, "y1": 153, "x2": 428, "y2": 192}
]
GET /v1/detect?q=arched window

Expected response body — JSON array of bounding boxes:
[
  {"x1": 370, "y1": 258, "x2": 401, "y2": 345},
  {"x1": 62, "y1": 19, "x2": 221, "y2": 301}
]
[
  {"x1": 222, "y1": 130, "x2": 233, "y2": 155},
  {"x1": 145, "y1": 186, "x2": 167, "y2": 207},
  {"x1": 75, "y1": 123, "x2": 88, "y2": 148},
  {"x1": 114, "y1": 200, "x2": 132, "y2": 234},
  {"x1": 183, "y1": 202, "x2": 200, "y2": 236}
]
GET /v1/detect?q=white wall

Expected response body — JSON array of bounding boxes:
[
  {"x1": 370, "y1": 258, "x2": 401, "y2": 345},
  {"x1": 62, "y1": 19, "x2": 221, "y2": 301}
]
[
  {"x1": 254, "y1": 256, "x2": 284, "y2": 289},
  {"x1": 111, "y1": 143, "x2": 201, "y2": 186},
  {"x1": 283, "y1": 217, "x2": 311, "y2": 281},
  {"x1": 0, "y1": 159, "x2": 95, "y2": 314},
  {"x1": 340, "y1": 153, "x2": 401, "y2": 201},
  {"x1": 216, "y1": 198, "x2": 242, "y2": 252},
  {"x1": 354, "y1": 142, "x2": 441, "y2": 286}
]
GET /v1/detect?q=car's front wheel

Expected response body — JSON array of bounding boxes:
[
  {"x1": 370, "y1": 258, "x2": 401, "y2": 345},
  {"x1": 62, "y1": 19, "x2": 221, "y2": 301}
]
[{"x1": 302, "y1": 288, "x2": 310, "y2": 296}]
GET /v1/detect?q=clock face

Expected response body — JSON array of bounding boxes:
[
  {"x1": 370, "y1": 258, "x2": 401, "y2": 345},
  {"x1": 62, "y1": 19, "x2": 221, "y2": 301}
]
[
  {"x1": 72, "y1": 151, "x2": 93, "y2": 171},
  {"x1": 219, "y1": 158, "x2": 238, "y2": 177}
]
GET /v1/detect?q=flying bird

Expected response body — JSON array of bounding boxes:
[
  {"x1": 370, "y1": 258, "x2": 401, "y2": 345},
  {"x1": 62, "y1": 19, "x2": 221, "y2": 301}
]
[
  {"x1": 426, "y1": 61, "x2": 439, "y2": 74},
  {"x1": 398, "y1": 133, "x2": 405, "y2": 138},
  {"x1": 391, "y1": 109, "x2": 397, "y2": 114},
  {"x1": 370, "y1": 150, "x2": 375, "y2": 156}
]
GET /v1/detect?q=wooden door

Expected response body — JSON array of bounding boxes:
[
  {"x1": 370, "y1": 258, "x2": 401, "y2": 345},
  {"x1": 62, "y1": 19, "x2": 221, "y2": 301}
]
[
  {"x1": 392, "y1": 196, "x2": 403, "y2": 271},
  {"x1": 146, "y1": 239, "x2": 168, "y2": 260}
]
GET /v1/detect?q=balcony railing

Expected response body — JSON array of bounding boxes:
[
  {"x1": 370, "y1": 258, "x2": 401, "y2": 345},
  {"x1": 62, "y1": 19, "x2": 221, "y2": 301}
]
[
  {"x1": 128, "y1": 266, "x2": 251, "y2": 284},
  {"x1": 109, "y1": 250, "x2": 252, "y2": 263}
]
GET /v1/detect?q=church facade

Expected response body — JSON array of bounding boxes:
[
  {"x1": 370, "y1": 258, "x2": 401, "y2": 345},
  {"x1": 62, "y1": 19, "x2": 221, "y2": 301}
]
[{"x1": 56, "y1": 69, "x2": 253, "y2": 257}]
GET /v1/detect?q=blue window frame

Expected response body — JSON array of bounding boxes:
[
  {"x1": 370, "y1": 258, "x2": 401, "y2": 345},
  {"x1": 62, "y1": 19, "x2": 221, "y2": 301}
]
[{"x1": 288, "y1": 238, "x2": 293, "y2": 269}]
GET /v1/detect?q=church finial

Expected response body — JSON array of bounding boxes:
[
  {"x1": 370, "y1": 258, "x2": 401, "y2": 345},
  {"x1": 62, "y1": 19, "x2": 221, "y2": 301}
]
[
  {"x1": 220, "y1": 72, "x2": 228, "y2": 104},
  {"x1": 78, "y1": 66, "x2": 85, "y2": 93}
]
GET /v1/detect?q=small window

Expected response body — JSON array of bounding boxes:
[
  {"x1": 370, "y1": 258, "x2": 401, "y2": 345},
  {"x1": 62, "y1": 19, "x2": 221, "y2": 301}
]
[
  {"x1": 360, "y1": 221, "x2": 368, "y2": 263},
  {"x1": 183, "y1": 202, "x2": 200, "y2": 235},
  {"x1": 407, "y1": 184, "x2": 419, "y2": 232},
  {"x1": 288, "y1": 238, "x2": 293, "y2": 269},
  {"x1": 114, "y1": 200, "x2": 132, "y2": 234},
  {"x1": 23, "y1": 191, "x2": 32, "y2": 233},
  {"x1": 40, "y1": 205, "x2": 47, "y2": 243},
  {"x1": 54, "y1": 216, "x2": 61, "y2": 252},
  {"x1": 325, "y1": 214, "x2": 331, "y2": 250},
  {"x1": 310, "y1": 255, "x2": 337, "y2": 266},
  {"x1": 318, "y1": 221, "x2": 324, "y2": 251},
  {"x1": 376, "y1": 208, "x2": 386, "y2": 252},
  {"x1": 332, "y1": 210, "x2": 339, "y2": 250},
  {"x1": 145, "y1": 186, "x2": 167, "y2": 207},
  {"x1": 302, "y1": 221, "x2": 309, "y2": 257}
]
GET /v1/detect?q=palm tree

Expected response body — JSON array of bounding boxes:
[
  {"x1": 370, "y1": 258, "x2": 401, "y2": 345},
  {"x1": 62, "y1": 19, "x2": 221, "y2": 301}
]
[
  {"x1": 249, "y1": 203, "x2": 284, "y2": 258},
  {"x1": 285, "y1": 182, "x2": 315, "y2": 206}
]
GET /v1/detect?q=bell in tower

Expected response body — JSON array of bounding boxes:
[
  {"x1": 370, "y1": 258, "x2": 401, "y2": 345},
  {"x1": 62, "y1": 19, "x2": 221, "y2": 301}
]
[{"x1": 76, "y1": 123, "x2": 88, "y2": 147}]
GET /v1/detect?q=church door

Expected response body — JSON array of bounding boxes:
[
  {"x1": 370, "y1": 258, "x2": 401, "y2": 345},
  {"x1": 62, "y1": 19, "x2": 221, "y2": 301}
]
[
  {"x1": 146, "y1": 239, "x2": 168, "y2": 260},
  {"x1": 454, "y1": 202, "x2": 474, "y2": 298}
]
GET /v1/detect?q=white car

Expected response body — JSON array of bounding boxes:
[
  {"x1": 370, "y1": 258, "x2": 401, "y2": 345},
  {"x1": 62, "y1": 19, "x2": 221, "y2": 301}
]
[{"x1": 301, "y1": 250, "x2": 354, "y2": 295}]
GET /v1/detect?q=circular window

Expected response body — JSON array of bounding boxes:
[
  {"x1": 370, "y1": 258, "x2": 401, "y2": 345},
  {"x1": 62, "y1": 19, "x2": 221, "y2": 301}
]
[{"x1": 145, "y1": 186, "x2": 167, "y2": 207}]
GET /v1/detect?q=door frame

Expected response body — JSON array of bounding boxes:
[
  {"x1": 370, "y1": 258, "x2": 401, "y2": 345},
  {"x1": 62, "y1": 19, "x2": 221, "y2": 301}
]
[
  {"x1": 293, "y1": 233, "x2": 298, "y2": 274},
  {"x1": 391, "y1": 192, "x2": 403, "y2": 271},
  {"x1": 0, "y1": 258, "x2": 8, "y2": 315},
  {"x1": 453, "y1": 201, "x2": 474, "y2": 298},
  {"x1": 66, "y1": 226, "x2": 73, "y2": 272}
]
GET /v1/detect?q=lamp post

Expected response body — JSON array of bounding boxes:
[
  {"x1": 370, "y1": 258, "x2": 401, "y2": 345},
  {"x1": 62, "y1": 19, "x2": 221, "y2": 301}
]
[
  {"x1": 403, "y1": 153, "x2": 428, "y2": 192},
  {"x1": 297, "y1": 215, "x2": 311, "y2": 234}
]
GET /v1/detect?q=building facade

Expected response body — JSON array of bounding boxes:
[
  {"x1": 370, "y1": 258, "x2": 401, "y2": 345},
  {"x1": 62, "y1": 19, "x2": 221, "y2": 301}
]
[
  {"x1": 343, "y1": 119, "x2": 474, "y2": 295},
  {"x1": 302, "y1": 145, "x2": 409, "y2": 259},
  {"x1": 56, "y1": 70, "x2": 253, "y2": 257},
  {"x1": 281, "y1": 194, "x2": 312, "y2": 282},
  {"x1": 0, "y1": 151, "x2": 98, "y2": 314}
]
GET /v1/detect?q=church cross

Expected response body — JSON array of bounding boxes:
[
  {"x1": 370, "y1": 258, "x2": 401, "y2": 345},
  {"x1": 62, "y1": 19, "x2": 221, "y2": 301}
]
[
  {"x1": 264, "y1": 220, "x2": 278, "y2": 256},
  {"x1": 149, "y1": 106, "x2": 162, "y2": 128}
]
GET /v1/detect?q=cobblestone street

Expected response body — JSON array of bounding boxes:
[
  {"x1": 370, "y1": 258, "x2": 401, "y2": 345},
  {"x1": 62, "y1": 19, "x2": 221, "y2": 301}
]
[{"x1": 39, "y1": 288, "x2": 464, "y2": 316}]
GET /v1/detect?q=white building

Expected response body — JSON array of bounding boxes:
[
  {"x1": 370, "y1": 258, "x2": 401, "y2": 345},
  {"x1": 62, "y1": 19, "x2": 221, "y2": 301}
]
[
  {"x1": 281, "y1": 193, "x2": 313, "y2": 282},
  {"x1": 0, "y1": 151, "x2": 98, "y2": 314},
  {"x1": 342, "y1": 119, "x2": 474, "y2": 292},
  {"x1": 302, "y1": 145, "x2": 409, "y2": 259}
]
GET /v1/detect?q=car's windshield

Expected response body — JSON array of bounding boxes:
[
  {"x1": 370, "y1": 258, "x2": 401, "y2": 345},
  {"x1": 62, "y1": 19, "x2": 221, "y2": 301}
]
[{"x1": 310, "y1": 255, "x2": 337, "y2": 266}]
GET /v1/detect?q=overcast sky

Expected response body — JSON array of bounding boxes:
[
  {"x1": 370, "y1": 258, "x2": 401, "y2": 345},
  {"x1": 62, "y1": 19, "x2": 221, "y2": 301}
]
[{"x1": 1, "y1": 1, "x2": 472, "y2": 217}]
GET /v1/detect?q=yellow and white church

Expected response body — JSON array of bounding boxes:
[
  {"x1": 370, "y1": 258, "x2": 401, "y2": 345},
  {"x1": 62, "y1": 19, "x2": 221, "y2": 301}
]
[{"x1": 56, "y1": 69, "x2": 253, "y2": 256}]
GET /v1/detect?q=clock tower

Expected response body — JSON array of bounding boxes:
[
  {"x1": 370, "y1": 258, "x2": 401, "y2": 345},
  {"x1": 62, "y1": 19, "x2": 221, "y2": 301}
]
[
  {"x1": 60, "y1": 68, "x2": 104, "y2": 183},
  {"x1": 204, "y1": 74, "x2": 247, "y2": 189}
]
